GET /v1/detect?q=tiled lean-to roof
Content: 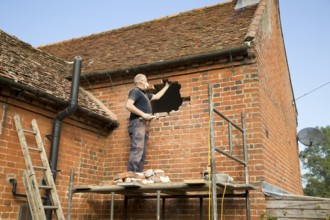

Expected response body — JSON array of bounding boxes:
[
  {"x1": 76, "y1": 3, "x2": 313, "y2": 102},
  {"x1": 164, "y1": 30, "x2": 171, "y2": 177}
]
[
  {"x1": 39, "y1": 1, "x2": 258, "y2": 74},
  {"x1": 0, "y1": 30, "x2": 118, "y2": 131}
]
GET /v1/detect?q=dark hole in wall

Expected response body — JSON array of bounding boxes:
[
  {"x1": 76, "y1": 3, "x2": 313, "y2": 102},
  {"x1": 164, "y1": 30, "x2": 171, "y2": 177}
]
[{"x1": 151, "y1": 82, "x2": 183, "y2": 114}]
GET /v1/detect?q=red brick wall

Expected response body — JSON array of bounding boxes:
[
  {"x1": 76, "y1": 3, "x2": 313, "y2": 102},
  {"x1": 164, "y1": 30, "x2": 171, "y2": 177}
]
[
  {"x1": 253, "y1": 0, "x2": 302, "y2": 194},
  {"x1": 93, "y1": 65, "x2": 259, "y2": 182},
  {"x1": 0, "y1": 98, "x2": 113, "y2": 219}
]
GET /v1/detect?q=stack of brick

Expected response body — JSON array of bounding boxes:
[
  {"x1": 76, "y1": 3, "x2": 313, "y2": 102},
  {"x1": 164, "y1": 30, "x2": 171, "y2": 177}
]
[{"x1": 110, "y1": 169, "x2": 171, "y2": 185}]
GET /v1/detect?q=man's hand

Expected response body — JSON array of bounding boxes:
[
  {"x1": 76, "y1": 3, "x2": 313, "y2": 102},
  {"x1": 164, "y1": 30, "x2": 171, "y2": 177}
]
[{"x1": 143, "y1": 113, "x2": 155, "y2": 121}]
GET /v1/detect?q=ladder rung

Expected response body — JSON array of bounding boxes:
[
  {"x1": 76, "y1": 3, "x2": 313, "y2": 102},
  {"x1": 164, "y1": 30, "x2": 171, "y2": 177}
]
[
  {"x1": 39, "y1": 185, "x2": 53, "y2": 190},
  {"x1": 43, "y1": 206, "x2": 58, "y2": 210},
  {"x1": 22, "y1": 129, "x2": 36, "y2": 135},
  {"x1": 33, "y1": 166, "x2": 47, "y2": 170},
  {"x1": 26, "y1": 147, "x2": 42, "y2": 152}
]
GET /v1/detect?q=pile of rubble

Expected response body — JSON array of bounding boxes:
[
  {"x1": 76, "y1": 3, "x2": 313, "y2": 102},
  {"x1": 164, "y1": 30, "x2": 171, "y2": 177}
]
[{"x1": 110, "y1": 169, "x2": 171, "y2": 185}]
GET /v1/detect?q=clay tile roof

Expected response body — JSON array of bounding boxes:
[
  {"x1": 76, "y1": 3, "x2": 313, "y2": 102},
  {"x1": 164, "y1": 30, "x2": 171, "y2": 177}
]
[
  {"x1": 0, "y1": 30, "x2": 118, "y2": 128},
  {"x1": 39, "y1": 1, "x2": 258, "y2": 73}
]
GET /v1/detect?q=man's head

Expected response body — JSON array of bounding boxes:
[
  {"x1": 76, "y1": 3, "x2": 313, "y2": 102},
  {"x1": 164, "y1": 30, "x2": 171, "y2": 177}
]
[{"x1": 134, "y1": 74, "x2": 149, "y2": 90}]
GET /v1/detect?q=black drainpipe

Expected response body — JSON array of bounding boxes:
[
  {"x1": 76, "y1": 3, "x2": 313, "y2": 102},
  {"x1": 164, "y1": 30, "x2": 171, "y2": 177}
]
[
  {"x1": 46, "y1": 56, "x2": 82, "y2": 219},
  {"x1": 9, "y1": 178, "x2": 27, "y2": 198},
  {"x1": 9, "y1": 178, "x2": 48, "y2": 200}
]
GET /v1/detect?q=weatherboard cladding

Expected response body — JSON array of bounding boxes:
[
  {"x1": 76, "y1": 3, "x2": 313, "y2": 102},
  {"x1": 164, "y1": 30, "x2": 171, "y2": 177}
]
[
  {"x1": 0, "y1": 30, "x2": 114, "y2": 121},
  {"x1": 39, "y1": 1, "x2": 258, "y2": 74}
]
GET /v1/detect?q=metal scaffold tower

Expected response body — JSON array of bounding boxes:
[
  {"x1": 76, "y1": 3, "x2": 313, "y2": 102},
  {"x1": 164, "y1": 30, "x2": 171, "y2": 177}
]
[{"x1": 208, "y1": 83, "x2": 251, "y2": 220}]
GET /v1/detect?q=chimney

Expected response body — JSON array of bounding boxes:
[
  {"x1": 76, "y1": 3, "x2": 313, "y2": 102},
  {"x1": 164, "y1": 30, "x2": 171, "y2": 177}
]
[{"x1": 235, "y1": 0, "x2": 260, "y2": 10}]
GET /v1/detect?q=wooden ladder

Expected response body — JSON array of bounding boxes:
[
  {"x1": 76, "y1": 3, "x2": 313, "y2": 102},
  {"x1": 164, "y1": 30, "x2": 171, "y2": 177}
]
[{"x1": 14, "y1": 114, "x2": 65, "y2": 220}]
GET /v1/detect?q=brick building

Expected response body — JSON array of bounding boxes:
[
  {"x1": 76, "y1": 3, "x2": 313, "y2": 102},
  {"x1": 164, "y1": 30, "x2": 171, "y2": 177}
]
[{"x1": 0, "y1": 0, "x2": 301, "y2": 219}]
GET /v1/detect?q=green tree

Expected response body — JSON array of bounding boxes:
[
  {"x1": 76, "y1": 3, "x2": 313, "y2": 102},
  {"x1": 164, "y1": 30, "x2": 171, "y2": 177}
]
[{"x1": 300, "y1": 126, "x2": 330, "y2": 198}]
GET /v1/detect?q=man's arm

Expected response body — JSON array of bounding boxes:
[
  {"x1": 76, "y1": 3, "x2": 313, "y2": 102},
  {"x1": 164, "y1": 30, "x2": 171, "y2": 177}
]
[
  {"x1": 151, "y1": 82, "x2": 170, "y2": 101},
  {"x1": 126, "y1": 99, "x2": 154, "y2": 120}
]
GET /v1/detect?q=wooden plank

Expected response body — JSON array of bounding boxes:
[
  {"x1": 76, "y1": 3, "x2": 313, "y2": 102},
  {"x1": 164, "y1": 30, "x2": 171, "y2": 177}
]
[
  {"x1": 267, "y1": 208, "x2": 330, "y2": 219},
  {"x1": 115, "y1": 191, "x2": 150, "y2": 196},
  {"x1": 117, "y1": 182, "x2": 142, "y2": 188},
  {"x1": 276, "y1": 218, "x2": 322, "y2": 220},
  {"x1": 216, "y1": 182, "x2": 256, "y2": 190},
  {"x1": 74, "y1": 186, "x2": 93, "y2": 190},
  {"x1": 73, "y1": 181, "x2": 237, "y2": 196},
  {"x1": 267, "y1": 196, "x2": 330, "y2": 219},
  {"x1": 184, "y1": 179, "x2": 207, "y2": 185},
  {"x1": 160, "y1": 190, "x2": 187, "y2": 196},
  {"x1": 279, "y1": 194, "x2": 330, "y2": 201},
  {"x1": 183, "y1": 180, "x2": 234, "y2": 194},
  {"x1": 267, "y1": 199, "x2": 330, "y2": 210}
]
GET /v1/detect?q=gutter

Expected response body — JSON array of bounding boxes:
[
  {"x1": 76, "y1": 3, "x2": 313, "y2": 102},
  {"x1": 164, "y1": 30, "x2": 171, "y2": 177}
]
[{"x1": 75, "y1": 46, "x2": 250, "y2": 81}]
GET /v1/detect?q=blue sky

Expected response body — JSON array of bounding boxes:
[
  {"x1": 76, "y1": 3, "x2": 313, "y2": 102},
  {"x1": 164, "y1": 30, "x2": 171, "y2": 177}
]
[{"x1": 1, "y1": 0, "x2": 329, "y2": 147}]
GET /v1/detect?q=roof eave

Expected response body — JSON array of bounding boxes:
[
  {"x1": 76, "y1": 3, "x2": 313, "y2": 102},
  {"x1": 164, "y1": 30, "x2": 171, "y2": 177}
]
[
  {"x1": 77, "y1": 45, "x2": 250, "y2": 81},
  {"x1": 0, "y1": 76, "x2": 119, "y2": 133}
]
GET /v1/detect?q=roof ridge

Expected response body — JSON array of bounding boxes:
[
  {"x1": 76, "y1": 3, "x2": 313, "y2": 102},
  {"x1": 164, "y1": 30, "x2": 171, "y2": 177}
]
[
  {"x1": 0, "y1": 29, "x2": 69, "y2": 65},
  {"x1": 38, "y1": 1, "x2": 233, "y2": 48},
  {"x1": 153, "y1": 0, "x2": 232, "y2": 21},
  {"x1": 244, "y1": 0, "x2": 268, "y2": 41}
]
